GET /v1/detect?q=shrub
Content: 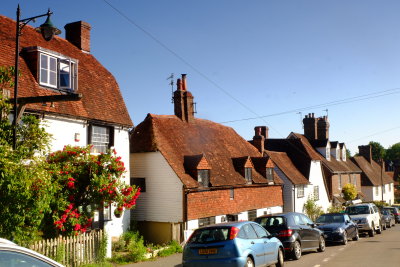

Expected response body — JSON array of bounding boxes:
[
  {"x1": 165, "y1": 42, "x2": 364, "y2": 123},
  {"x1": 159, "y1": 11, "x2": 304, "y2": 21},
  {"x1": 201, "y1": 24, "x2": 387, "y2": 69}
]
[
  {"x1": 127, "y1": 232, "x2": 147, "y2": 262},
  {"x1": 157, "y1": 240, "x2": 182, "y2": 257},
  {"x1": 327, "y1": 205, "x2": 344, "y2": 213},
  {"x1": 342, "y1": 183, "x2": 357, "y2": 201},
  {"x1": 303, "y1": 197, "x2": 323, "y2": 221}
]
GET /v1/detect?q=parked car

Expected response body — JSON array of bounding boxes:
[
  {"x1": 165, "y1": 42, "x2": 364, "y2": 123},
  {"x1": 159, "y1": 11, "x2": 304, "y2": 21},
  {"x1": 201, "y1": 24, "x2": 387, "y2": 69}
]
[
  {"x1": 383, "y1": 207, "x2": 400, "y2": 224},
  {"x1": 380, "y1": 209, "x2": 396, "y2": 228},
  {"x1": 182, "y1": 221, "x2": 284, "y2": 267},
  {"x1": 0, "y1": 238, "x2": 64, "y2": 266},
  {"x1": 345, "y1": 203, "x2": 382, "y2": 237},
  {"x1": 315, "y1": 213, "x2": 359, "y2": 245},
  {"x1": 254, "y1": 212, "x2": 325, "y2": 260}
]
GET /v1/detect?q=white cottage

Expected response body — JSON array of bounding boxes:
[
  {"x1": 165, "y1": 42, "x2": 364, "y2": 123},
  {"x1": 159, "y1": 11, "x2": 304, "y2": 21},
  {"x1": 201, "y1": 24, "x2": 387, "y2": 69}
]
[{"x1": 0, "y1": 16, "x2": 133, "y2": 239}]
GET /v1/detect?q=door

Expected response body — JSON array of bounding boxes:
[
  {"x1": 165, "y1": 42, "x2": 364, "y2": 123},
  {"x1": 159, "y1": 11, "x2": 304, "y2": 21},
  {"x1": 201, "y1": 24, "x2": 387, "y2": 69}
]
[
  {"x1": 251, "y1": 223, "x2": 277, "y2": 265},
  {"x1": 239, "y1": 223, "x2": 266, "y2": 266},
  {"x1": 299, "y1": 214, "x2": 320, "y2": 248}
]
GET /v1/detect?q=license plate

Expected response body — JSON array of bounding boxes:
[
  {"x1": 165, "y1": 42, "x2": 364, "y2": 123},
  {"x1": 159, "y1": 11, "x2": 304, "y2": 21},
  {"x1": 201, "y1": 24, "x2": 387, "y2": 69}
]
[{"x1": 199, "y1": 248, "x2": 217, "y2": 255}]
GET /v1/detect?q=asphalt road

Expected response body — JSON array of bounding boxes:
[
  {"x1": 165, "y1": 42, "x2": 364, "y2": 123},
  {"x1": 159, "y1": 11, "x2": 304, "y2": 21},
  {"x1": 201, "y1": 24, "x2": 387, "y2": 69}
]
[{"x1": 121, "y1": 225, "x2": 400, "y2": 267}]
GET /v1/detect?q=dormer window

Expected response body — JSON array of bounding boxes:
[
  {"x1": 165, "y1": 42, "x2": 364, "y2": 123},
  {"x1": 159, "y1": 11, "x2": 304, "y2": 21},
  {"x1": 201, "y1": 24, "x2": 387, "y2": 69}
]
[
  {"x1": 326, "y1": 147, "x2": 330, "y2": 160},
  {"x1": 39, "y1": 53, "x2": 77, "y2": 91},
  {"x1": 23, "y1": 47, "x2": 78, "y2": 92},
  {"x1": 266, "y1": 168, "x2": 274, "y2": 183},
  {"x1": 197, "y1": 169, "x2": 210, "y2": 187},
  {"x1": 245, "y1": 167, "x2": 252, "y2": 183}
]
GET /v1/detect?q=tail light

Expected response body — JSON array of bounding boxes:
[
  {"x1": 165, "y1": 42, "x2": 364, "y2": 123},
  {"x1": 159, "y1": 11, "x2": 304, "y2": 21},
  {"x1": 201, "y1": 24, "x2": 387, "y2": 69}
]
[
  {"x1": 394, "y1": 213, "x2": 400, "y2": 216},
  {"x1": 278, "y1": 229, "x2": 293, "y2": 237},
  {"x1": 229, "y1": 227, "x2": 240, "y2": 240}
]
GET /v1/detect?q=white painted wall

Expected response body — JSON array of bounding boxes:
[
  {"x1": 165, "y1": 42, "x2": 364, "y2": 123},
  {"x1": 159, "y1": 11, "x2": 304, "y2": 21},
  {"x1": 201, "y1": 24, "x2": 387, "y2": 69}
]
[
  {"x1": 131, "y1": 152, "x2": 183, "y2": 222},
  {"x1": 363, "y1": 184, "x2": 395, "y2": 204},
  {"x1": 41, "y1": 115, "x2": 131, "y2": 238},
  {"x1": 307, "y1": 161, "x2": 331, "y2": 212}
]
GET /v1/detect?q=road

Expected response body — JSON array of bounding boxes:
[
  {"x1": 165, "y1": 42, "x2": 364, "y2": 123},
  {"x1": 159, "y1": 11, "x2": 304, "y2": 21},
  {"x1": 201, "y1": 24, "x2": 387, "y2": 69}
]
[{"x1": 121, "y1": 225, "x2": 400, "y2": 267}]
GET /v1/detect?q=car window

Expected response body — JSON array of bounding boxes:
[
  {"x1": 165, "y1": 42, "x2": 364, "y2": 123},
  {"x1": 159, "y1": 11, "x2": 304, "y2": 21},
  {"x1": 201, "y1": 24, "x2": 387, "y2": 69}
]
[
  {"x1": 373, "y1": 206, "x2": 379, "y2": 213},
  {"x1": 300, "y1": 214, "x2": 313, "y2": 225},
  {"x1": 251, "y1": 223, "x2": 270, "y2": 238},
  {"x1": 344, "y1": 214, "x2": 351, "y2": 221},
  {"x1": 187, "y1": 227, "x2": 230, "y2": 244},
  {"x1": 254, "y1": 216, "x2": 285, "y2": 228},
  {"x1": 0, "y1": 250, "x2": 54, "y2": 267},
  {"x1": 346, "y1": 206, "x2": 370, "y2": 215},
  {"x1": 293, "y1": 214, "x2": 304, "y2": 225},
  {"x1": 240, "y1": 223, "x2": 258, "y2": 239}
]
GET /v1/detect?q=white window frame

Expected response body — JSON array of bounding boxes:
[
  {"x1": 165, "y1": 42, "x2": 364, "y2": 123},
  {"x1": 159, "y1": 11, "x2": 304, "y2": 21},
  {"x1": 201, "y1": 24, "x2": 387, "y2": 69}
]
[
  {"x1": 40, "y1": 54, "x2": 58, "y2": 88},
  {"x1": 90, "y1": 125, "x2": 111, "y2": 154},
  {"x1": 39, "y1": 51, "x2": 77, "y2": 91},
  {"x1": 314, "y1": 185, "x2": 320, "y2": 200},
  {"x1": 297, "y1": 185, "x2": 305, "y2": 198}
]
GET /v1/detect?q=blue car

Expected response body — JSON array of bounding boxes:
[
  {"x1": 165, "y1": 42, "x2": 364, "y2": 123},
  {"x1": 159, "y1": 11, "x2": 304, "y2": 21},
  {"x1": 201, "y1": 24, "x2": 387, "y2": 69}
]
[{"x1": 182, "y1": 221, "x2": 284, "y2": 267}]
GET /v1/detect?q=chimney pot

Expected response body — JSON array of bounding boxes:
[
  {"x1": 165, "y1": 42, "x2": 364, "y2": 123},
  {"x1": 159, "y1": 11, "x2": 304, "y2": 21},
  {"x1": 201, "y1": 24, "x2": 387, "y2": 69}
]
[{"x1": 181, "y1": 74, "x2": 187, "y2": 91}]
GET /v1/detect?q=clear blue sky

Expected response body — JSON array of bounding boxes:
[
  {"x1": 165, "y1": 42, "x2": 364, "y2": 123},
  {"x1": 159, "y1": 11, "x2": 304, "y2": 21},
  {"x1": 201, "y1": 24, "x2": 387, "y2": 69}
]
[{"x1": 3, "y1": 0, "x2": 400, "y2": 155}]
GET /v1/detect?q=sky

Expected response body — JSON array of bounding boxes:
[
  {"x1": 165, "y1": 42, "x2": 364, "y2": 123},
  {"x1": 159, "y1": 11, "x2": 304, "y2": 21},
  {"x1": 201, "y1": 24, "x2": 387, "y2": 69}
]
[{"x1": 2, "y1": 0, "x2": 400, "y2": 155}]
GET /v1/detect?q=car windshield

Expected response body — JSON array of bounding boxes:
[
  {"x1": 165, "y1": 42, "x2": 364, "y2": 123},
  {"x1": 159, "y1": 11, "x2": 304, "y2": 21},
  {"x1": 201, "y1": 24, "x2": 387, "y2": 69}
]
[
  {"x1": 187, "y1": 227, "x2": 230, "y2": 244},
  {"x1": 345, "y1": 206, "x2": 370, "y2": 215},
  {"x1": 254, "y1": 216, "x2": 285, "y2": 229},
  {"x1": 382, "y1": 210, "x2": 390, "y2": 215},
  {"x1": 316, "y1": 214, "x2": 344, "y2": 223}
]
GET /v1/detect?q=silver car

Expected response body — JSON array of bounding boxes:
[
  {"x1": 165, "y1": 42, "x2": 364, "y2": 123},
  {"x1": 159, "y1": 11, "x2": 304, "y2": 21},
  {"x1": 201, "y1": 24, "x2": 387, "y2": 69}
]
[{"x1": 0, "y1": 238, "x2": 64, "y2": 267}]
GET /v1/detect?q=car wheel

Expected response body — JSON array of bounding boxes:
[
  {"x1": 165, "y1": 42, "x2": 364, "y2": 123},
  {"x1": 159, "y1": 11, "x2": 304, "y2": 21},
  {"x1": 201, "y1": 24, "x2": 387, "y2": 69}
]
[
  {"x1": 376, "y1": 224, "x2": 382, "y2": 234},
  {"x1": 245, "y1": 257, "x2": 254, "y2": 267},
  {"x1": 369, "y1": 225, "x2": 375, "y2": 237},
  {"x1": 291, "y1": 241, "x2": 302, "y2": 260},
  {"x1": 317, "y1": 235, "x2": 326, "y2": 252},
  {"x1": 352, "y1": 229, "x2": 359, "y2": 241},
  {"x1": 341, "y1": 231, "x2": 348, "y2": 245},
  {"x1": 276, "y1": 248, "x2": 284, "y2": 267}
]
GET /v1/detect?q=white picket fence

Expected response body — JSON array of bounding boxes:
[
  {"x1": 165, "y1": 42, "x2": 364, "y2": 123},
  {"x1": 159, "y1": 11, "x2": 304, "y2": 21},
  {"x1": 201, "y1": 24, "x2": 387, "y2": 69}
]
[{"x1": 30, "y1": 229, "x2": 104, "y2": 267}]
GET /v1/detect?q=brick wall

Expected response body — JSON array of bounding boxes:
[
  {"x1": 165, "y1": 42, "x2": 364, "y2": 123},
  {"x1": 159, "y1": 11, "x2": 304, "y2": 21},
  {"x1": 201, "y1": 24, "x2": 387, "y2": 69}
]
[{"x1": 187, "y1": 185, "x2": 282, "y2": 220}]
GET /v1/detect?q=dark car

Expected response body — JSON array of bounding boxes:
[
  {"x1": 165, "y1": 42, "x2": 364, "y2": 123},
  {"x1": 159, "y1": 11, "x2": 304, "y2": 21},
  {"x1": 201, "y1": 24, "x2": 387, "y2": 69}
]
[
  {"x1": 383, "y1": 207, "x2": 400, "y2": 224},
  {"x1": 254, "y1": 212, "x2": 325, "y2": 260},
  {"x1": 315, "y1": 213, "x2": 359, "y2": 245},
  {"x1": 380, "y1": 209, "x2": 396, "y2": 228}
]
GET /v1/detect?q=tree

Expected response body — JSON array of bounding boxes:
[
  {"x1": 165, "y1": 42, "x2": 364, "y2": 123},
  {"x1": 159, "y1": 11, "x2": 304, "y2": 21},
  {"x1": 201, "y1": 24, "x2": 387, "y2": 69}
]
[
  {"x1": 369, "y1": 141, "x2": 386, "y2": 162},
  {"x1": 44, "y1": 145, "x2": 140, "y2": 237},
  {"x1": 385, "y1": 143, "x2": 400, "y2": 162},
  {"x1": 303, "y1": 197, "x2": 323, "y2": 221},
  {"x1": 342, "y1": 183, "x2": 357, "y2": 201},
  {"x1": 0, "y1": 66, "x2": 53, "y2": 243}
]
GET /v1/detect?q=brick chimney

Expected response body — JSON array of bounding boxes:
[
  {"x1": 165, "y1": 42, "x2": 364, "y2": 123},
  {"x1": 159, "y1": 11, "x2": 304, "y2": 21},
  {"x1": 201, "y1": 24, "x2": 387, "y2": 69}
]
[
  {"x1": 317, "y1": 116, "x2": 329, "y2": 140},
  {"x1": 303, "y1": 113, "x2": 317, "y2": 140},
  {"x1": 64, "y1": 21, "x2": 91, "y2": 53},
  {"x1": 252, "y1": 126, "x2": 268, "y2": 153},
  {"x1": 173, "y1": 74, "x2": 194, "y2": 123},
  {"x1": 358, "y1": 145, "x2": 372, "y2": 164}
]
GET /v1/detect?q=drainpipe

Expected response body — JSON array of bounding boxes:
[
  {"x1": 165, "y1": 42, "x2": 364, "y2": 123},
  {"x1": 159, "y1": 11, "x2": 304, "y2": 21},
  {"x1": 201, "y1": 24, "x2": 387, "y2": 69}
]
[{"x1": 293, "y1": 185, "x2": 296, "y2": 212}]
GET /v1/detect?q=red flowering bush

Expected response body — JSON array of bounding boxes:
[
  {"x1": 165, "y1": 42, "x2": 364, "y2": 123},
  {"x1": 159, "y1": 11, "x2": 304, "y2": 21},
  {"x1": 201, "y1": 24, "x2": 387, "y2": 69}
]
[{"x1": 45, "y1": 145, "x2": 140, "y2": 237}]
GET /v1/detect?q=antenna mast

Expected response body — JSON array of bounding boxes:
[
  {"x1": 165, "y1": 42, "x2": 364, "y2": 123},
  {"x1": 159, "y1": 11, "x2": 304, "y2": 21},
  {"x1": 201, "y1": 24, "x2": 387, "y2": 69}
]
[
  {"x1": 297, "y1": 112, "x2": 303, "y2": 129},
  {"x1": 167, "y1": 73, "x2": 174, "y2": 103},
  {"x1": 323, "y1": 109, "x2": 328, "y2": 117}
]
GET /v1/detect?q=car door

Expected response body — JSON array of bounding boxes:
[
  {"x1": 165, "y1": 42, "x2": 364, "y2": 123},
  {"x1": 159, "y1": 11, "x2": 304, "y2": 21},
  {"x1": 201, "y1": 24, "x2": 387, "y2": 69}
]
[
  {"x1": 292, "y1": 213, "x2": 310, "y2": 248},
  {"x1": 300, "y1": 214, "x2": 320, "y2": 248},
  {"x1": 344, "y1": 214, "x2": 356, "y2": 237},
  {"x1": 251, "y1": 223, "x2": 277, "y2": 265},
  {"x1": 240, "y1": 223, "x2": 266, "y2": 266}
]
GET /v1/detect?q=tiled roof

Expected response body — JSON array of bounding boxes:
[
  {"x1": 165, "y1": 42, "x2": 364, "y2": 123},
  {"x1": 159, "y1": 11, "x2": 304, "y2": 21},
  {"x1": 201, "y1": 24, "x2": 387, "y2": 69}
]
[
  {"x1": 265, "y1": 150, "x2": 309, "y2": 185},
  {"x1": 130, "y1": 114, "x2": 282, "y2": 188},
  {"x1": 0, "y1": 16, "x2": 132, "y2": 126},
  {"x1": 351, "y1": 156, "x2": 394, "y2": 186},
  {"x1": 290, "y1": 133, "x2": 361, "y2": 174}
]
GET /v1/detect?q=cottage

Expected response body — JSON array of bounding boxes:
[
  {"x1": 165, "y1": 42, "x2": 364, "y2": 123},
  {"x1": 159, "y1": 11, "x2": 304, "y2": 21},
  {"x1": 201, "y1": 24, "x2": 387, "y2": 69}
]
[
  {"x1": 130, "y1": 75, "x2": 283, "y2": 244},
  {"x1": 352, "y1": 145, "x2": 395, "y2": 204},
  {"x1": 0, "y1": 15, "x2": 133, "y2": 238}
]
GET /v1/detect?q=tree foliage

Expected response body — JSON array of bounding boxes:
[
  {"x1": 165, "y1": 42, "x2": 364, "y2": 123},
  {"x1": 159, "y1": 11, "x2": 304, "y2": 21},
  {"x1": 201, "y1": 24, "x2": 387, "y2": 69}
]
[
  {"x1": 369, "y1": 141, "x2": 386, "y2": 161},
  {"x1": 342, "y1": 183, "x2": 357, "y2": 201},
  {"x1": 385, "y1": 143, "x2": 400, "y2": 162},
  {"x1": 303, "y1": 197, "x2": 323, "y2": 221}
]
